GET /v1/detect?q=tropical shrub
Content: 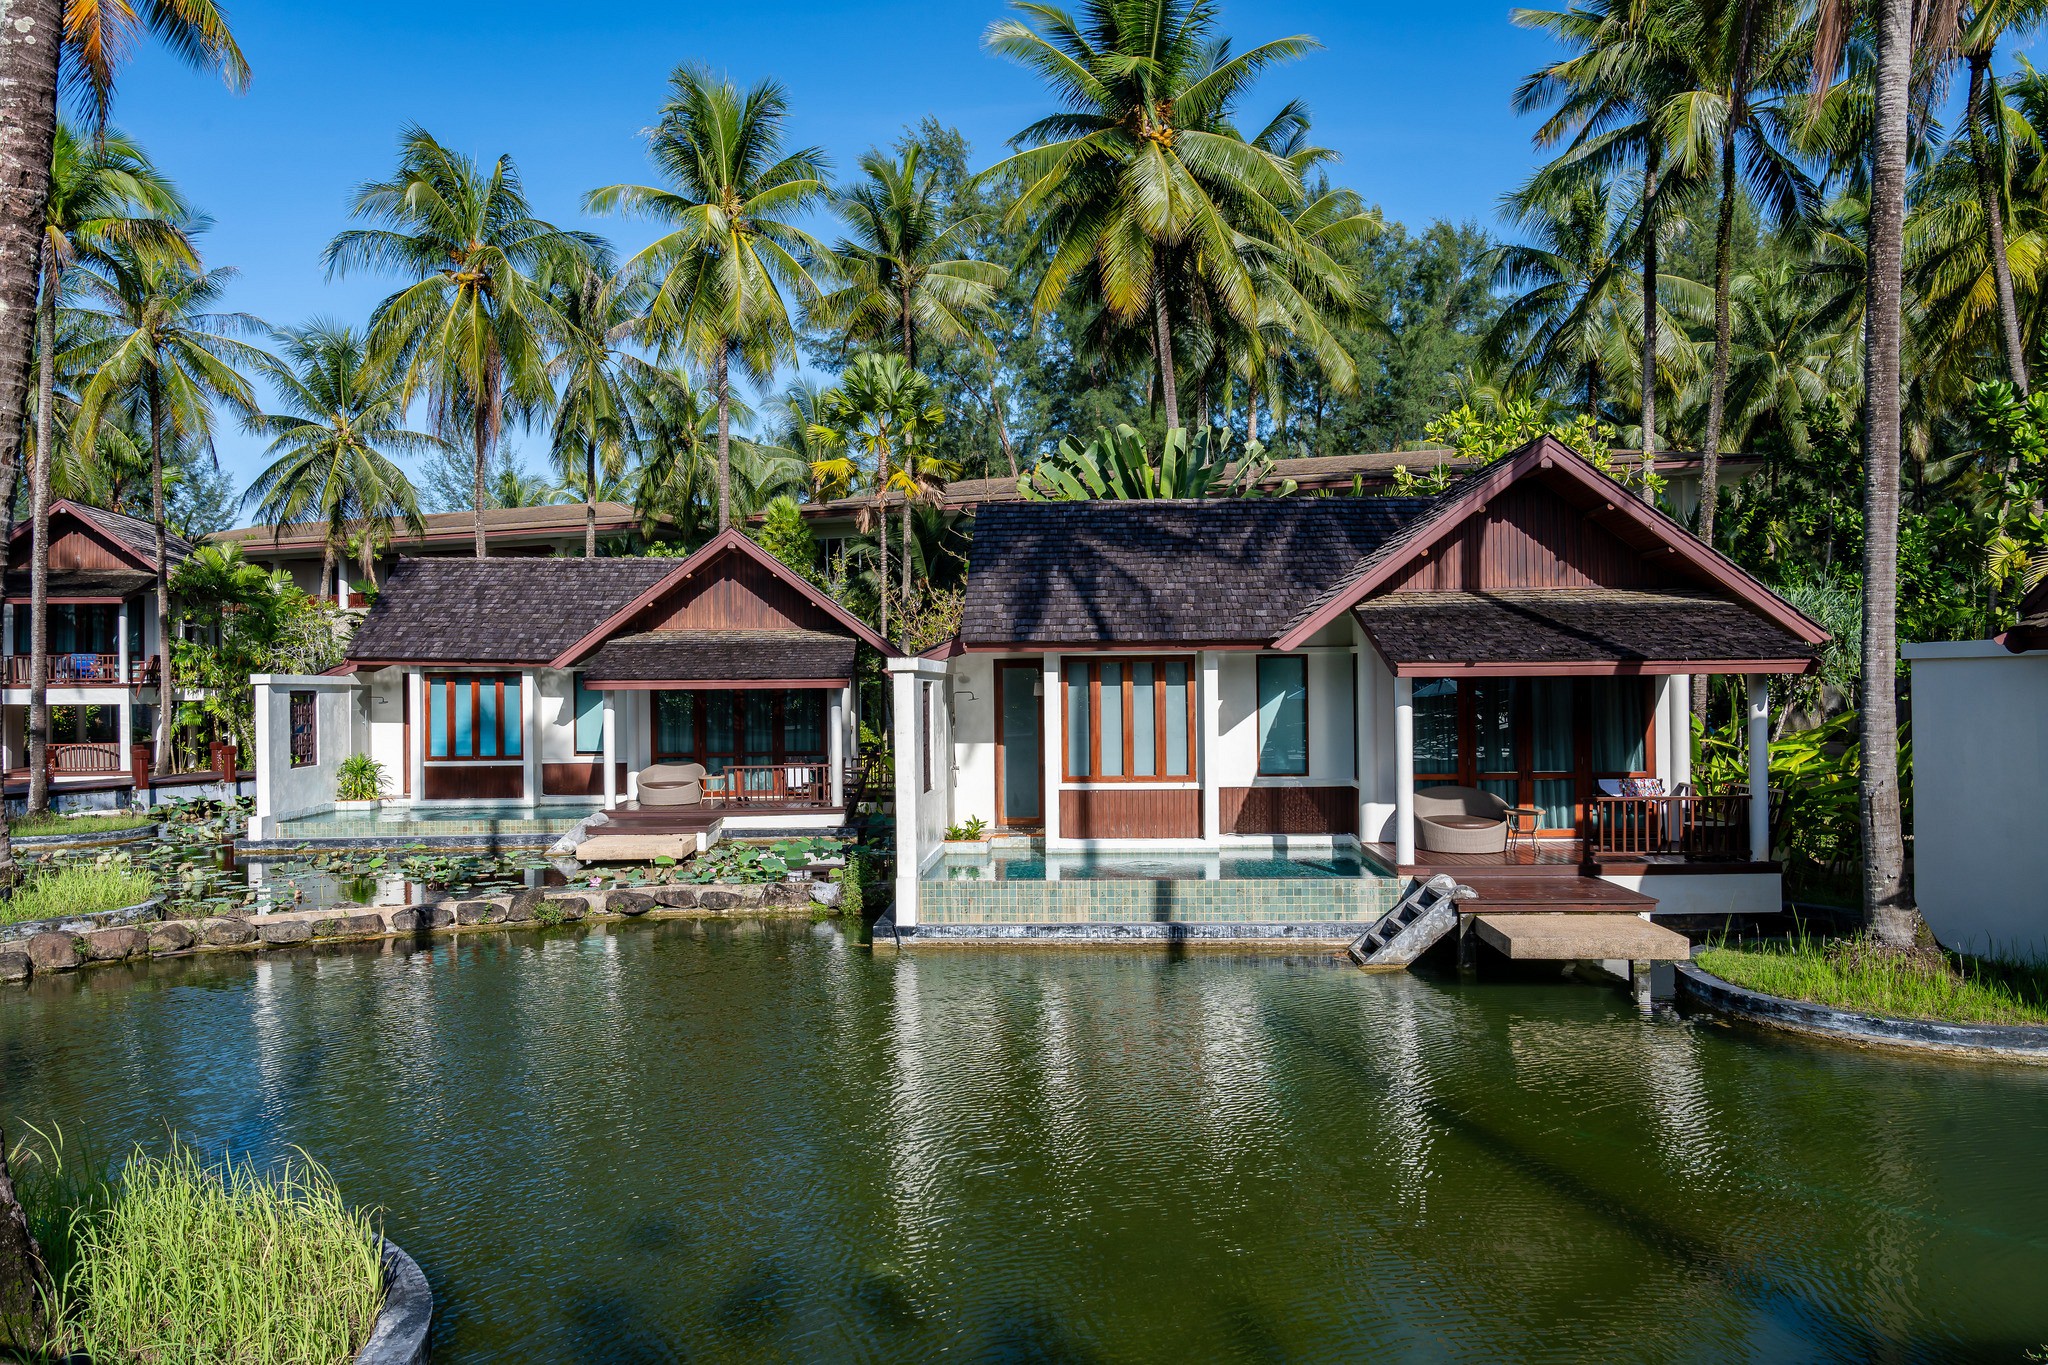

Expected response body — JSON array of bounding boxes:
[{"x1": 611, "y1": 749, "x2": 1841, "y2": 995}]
[
  {"x1": 335, "y1": 754, "x2": 388, "y2": 802},
  {"x1": 944, "y1": 816, "x2": 989, "y2": 841},
  {"x1": 1423, "y1": 398, "x2": 1662, "y2": 496},
  {"x1": 1018, "y1": 424, "x2": 1295, "y2": 501}
]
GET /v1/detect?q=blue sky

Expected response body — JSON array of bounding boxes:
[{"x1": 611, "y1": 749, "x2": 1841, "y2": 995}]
[{"x1": 109, "y1": 0, "x2": 1563, "y2": 505}]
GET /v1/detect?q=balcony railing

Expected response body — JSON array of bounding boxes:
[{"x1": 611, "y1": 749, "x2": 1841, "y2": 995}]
[
  {"x1": 4, "y1": 654, "x2": 154, "y2": 686},
  {"x1": 1587, "y1": 792, "x2": 1752, "y2": 860},
  {"x1": 703, "y1": 758, "x2": 833, "y2": 808},
  {"x1": 48, "y1": 741, "x2": 126, "y2": 775}
]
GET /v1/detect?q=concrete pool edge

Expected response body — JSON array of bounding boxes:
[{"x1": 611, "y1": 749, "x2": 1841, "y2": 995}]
[
  {"x1": 1676, "y1": 964, "x2": 2048, "y2": 1063},
  {"x1": 355, "y1": 1238, "x2": 432, "y2": 1365},
  {"x1": 875, "y1": 917, "x2": 1364, "y2": 945}
]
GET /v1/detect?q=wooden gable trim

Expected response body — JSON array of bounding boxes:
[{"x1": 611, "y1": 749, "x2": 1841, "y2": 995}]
[
  {"x1": 1272, "y1": 437, "x2": 1830, "y2": 651},
  {"x1": 10, "y1": 501, "x2": 151, "y2": 573},
  {"x1": 547, "y1": 528, "x2": 890, "y2": 667}
]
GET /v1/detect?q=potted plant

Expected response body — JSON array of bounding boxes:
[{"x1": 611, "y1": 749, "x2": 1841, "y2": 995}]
[{"x1": 334, "y1": 754, "x2": 388, "y2": 811}]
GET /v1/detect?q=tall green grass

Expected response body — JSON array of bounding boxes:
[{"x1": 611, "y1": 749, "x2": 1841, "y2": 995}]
[
  {"x1": 0, "y1": 862, "x2": 158, "y2": 926},
  {"x1": 1697, "y1": 932, "x2": 2048, "y2": 1026},
  {"x1": 6, "y1": 812, "x2": 153, "y2": 838},
  {"x1": 13, "y1": 1131, "x2": 383, "y2": 1365}
]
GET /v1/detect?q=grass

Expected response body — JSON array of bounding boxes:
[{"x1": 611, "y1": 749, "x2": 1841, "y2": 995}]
[
  {"x1": 0, "y1": 862, "x2": 159, "y2": 926},
  {"x1": 6, "y1": 812, "x2": 154, "y2": 838},
  {"x1": 13, "y1": 1132, "x2": 384, "y2": 1365},
  {"x1": 1697, "y1": 931, "x2": 2048, "y2": 1027}
]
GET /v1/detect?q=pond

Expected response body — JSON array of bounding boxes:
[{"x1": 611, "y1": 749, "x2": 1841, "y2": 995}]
[{"x1": 3, "y1": 920, "x2": 2045, "y2": 1362}]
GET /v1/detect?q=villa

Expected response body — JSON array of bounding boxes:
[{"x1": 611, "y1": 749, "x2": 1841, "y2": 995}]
[
  {"x1": 249, "y1": 528, "x2": 886, "y2": 841},
  {"x1": 887, "y1": 437, "x2": 1827, "y2": 941}
]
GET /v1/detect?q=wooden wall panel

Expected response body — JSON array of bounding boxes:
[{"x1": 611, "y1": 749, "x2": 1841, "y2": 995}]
[
  {"x1": 1387, "y1": 484, "x2": 1684, "y2": 593},
  {"x1": 45, "y1": 521, "x2": 132, "y2": 572},
  {"x1": 635, "y1": 552, "x2": 842, "y2": 634},
  {"x1": 541, "y1": 761, "x2": 629, "y2": 797},
  {"x1": 1060, "y1": 788, "x2": 1201, "y2": 839},
  {"x1": 422, "y1": 764, "x2": 524, "y2": 800},
  {"x1": 1220, "y1": 786, "x2": 1358, "y2": 836}
]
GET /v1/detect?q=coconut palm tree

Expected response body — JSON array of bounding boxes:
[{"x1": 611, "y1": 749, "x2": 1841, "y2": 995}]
[
  {"x1": 808, "y1": 352, "x2": 945, "y2": 640},
  {"x1": 25, "y1": 124, "x2": 190, "y2": 813},
  {"x1": 1485, "y1": 177, "x2": 1640, "y2": 415},
  {"x1": 1955, "y1": 1, "x2": 2048, "y2": 391},
  {"x1": 326, "y1": 126, "x2": 601, "y2": 558},
  {"x1": 544, "y1": 259, "x2": 671, "y2": 555},
  {"x1": 587, "y1": 65, "x2": 832, "y2": 533},
  {"x1": 982, "y1": 0, "x2": 1314, "y2": 428},
  {"x1": 243, "y1": 322, "x2": 441, "y2": 602},
  {"x1": 70, "y1": 249, "x2": 266, "y2": 774},
  {"x1": 813, "y1": 144, "x2": 1008, "y2": 369}
]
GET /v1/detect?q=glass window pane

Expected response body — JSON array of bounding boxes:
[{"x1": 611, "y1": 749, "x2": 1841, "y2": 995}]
[
  {"x1": 428, "y1": 680, "x2": 448, "y2": 758},
  {"x1": 1257, "y1": 656, "x2": 1309, "y2": 776},
  {"x1": 654, "y1": 691, "x2": 694, "y2": 756},
  {"x1": 504, "y1": 678, "x2": 522, "y2": 757},
  {"x1": 743, "y1": 692, "x2": 775, "y2": 762},
  {"x1": 706, "y1": 693, "x2": 734, "y2": 769},
  {"x1": 1000, "y1": 665, "x2": 1042, "y2": 820},
  {"x1": 477, "y1": 680, "x2": 498, "y2": 757},
  {"x1": 575, "y1": 677, "x2": 604, "y2": 753},
  {"x1": 1591, "y1": 679, "x2": 1647, "y2": 772},
  {"x1": 1164, "y1": 662, "x2": 1189, "y2": 775},
  {"x1": 1131, "y1": 662, "x2": 1156, "y2": 776},
  {"x1": 1532, "y1": 680, "x2": 1574, "y2": 771},
  {"x1": 1099, "y1": 663, "x2": 1124, "y2": 776},
  {"x1": 1413, "y1": 679, "x2": 1459, "y2": 773},
  {"x1": 1065, "y1": 662, "x2": 1090, "y2": 776},
  {"x1": 1535, "y1": 776, "x2": 1575, "y2": 833},
  {"x1": 1473, "y1": 678, "x2": 1519, "y2": 773},
  {"x1": 1479, "y1": 777, "x2": 1518, "y2": 810},
  {"x1": 783, "y1": 690, "x2": 824, "y2": 753},
  {"x1": 453, "y1": 681, "x2": 474, "y2": 756}
]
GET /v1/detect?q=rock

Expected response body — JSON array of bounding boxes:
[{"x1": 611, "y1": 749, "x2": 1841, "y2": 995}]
[
  {"x1": 258, "y1": 919, "x2": 312, "y2": 946},
  {"x1": 81, "y1": 928, "x2": 147, "y2": 961},
  {"x1": 147, "y1": 922, "x2": 196, "y2": 955},
  {"x1": 766, "y1": 882, "x2": 813, "y2": 907},
  {"x1": 501, "y1": 898, "x2": 537, "y2": 925},
  {"x1": 23, "y1": 933, "x2": 80, "y2": 972},
  {"x1": 314, "y1": 913, "x2": 384, "y2": 938},
  {"x1": 650, "y1": 886, "x2": 698, "y2": 908},
  {"x1": 203, "y1": 917, "x2": 257, "y2": 946},
  {"x1": 698, "y1": 890, "x2": 739, "y2": 910},
  {"x1": 547, "y1": 896, "x2": 587, "y2": 921},
  {"x1": 385, "y1": 908, "x2": 424, "y2": 933},
  {"x1": 607, "y1": 891, "x2": 656, "y2": 917},
  {"x1": 425, "y1": 904, "x2": 458, "y2": 930},
  {"x1": 0, "y1": 952, "x2": 29, "y2": 983},
  {"x1": 810, "y1": 881, "x2": 844, "y2": 909},
  {"x1": 453, "y1": 901, "x2": 503, "y2": 926}
]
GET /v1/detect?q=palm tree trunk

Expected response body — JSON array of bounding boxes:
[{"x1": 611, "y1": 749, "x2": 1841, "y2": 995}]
[
  {"x1": 1968, "y1": 51, "x2": 2029, "y2": 394},
  {"x1": 149, "y1": 373, "x2": 172, "y2": 778},
  {"x1": 471, "y1": 400, "x2": 489, "y2": 559},
  {"x1": 27, "y1": 261, "x2": 55, "y2": 814},
  {"x1": 1153, "y1": 290, "x2": 1180, "y2": 430},
  {"x1": 1638, "y1": 139, "x2": 1660, "y2": 504},
  {"x1": 902, "y1": 285, "x2": 916, "y2": 371},
  {"x1": 1861, "y1": 0, "x2": 1919, "y2": 950},
  {"x1": 0, "y1": 1119, "x2": 51, "y2": 1356},
  {"x1": 1694, "y1": 125, "x2": 1740, "y2": 725},
  {"x1": 900, "y1": 501, "x2": 912, "y2": 603},
  {"x1": 1248, "y1": 386, "x2": 1261, "y2": 446},
  {"x1": 585, "y1": 440, "x2": 598, "y2": 557},
  {"x1": 874, "y1": 491, "x2": 890, "y2": 642},
  {"x1": 988, "y1": 379, "x2": 1018, "y2": 478},
  {"x1": 714, "y1": 339, "x2": 733, "y2": 531}
]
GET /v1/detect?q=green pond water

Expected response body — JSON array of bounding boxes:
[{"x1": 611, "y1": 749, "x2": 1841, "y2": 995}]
[{"x1": 2, "y1": 919, "x2": 2045, "y2": 1363}]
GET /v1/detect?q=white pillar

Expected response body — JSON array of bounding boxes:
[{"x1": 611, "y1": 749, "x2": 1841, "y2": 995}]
[
  {"x1": 1746, "y1": 675, "x2": 1770, "y2": 861},
  {"x1": 1354, "y1": 630, "x2": 1374, "y2": 842},
  {"x1": 1394, "y1": 675, "x2": 1415, "y2": 867},
  {"x1": 828, "y1": 688, "x2": 846, "y2": 809},
  {"x1": 1040, "y1": 652, "x2": 1061, "y2": 845},
  {"x1": 252, "y1": 676, "x2": 273, "y2": 839},
  {"x1": 890, "y1": 660, "x2": 924, "y2": 926},
  {"x1": 406, "y1": 670, "x2": 425, "y2": 802},
  {"x1": 624, "y1": 695, "x2": 641, "y2": 803},
  {"x1": 601, "y1": 692, "x2": 618, "y2": 811},
  {"x1": 1670, "y1": 674, "x2": 1693, "y2": 791},
  {"x1": 1200, "y1": 649, "x2": 1222, "y2": 843},
  {"x1": 116, "y1": 598, "x2": 130, "y2": 683},
  {"x1": 520, "y1": 669, "x2": 538, "y2": 807}
]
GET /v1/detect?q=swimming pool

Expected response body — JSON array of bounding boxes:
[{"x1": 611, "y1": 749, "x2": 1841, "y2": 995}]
[{"x1": 267, "y1": 801, "x2": 599, "y2": 843}]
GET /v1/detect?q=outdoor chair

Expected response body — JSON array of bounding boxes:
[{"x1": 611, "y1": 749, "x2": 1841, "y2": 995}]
[
  {"x1": 1413, "y1": 785, "x2": 1511, "y2": 854},
  {"x1": 636, "y1": 762, "x2": 706, "y2": 807}
]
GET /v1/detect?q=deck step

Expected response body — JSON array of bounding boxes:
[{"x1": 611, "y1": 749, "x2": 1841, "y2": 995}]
[
  {"x1": 1454, "y1": 877, "x2": 1658, "y2": 914},
  {"x1": 1471, "y1": 912, "x2": 1688, "y2": 961},
  {"x1": 1348, "y1": 874, "x2": 1478, "y2": 969}
]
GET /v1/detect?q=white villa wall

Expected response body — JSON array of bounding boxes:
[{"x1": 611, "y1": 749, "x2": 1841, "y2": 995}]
[
  {"x1": 252, "y1": 673, "x2": 362, "y2": 837},
  {"x1": 891, "y1": 657, "x2": 953, "y2": 925},
  {"x1": 364, "y1": 667, "x2": 407, "y2": 798},
  {"x1": 1213, "y1": 648, "x2": 1357, "y2": 788},
  {"x1": 1905, "y1": 641, "x2": 2048, "y2": 961},
  {"x1": 1596, "y1": 872, "x2": 1780, "y2": 916},
  {"x1": 948, "y1": 654, "x2": 999, "y2": 827}
]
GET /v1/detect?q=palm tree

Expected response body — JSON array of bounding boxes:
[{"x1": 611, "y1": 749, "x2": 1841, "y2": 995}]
[
  {"x1": 545, "y1": 259, "x2": 664, "y2": 555},
  {"x1": 1485, "y1": 177, "x2": 1640, "y2": 414},
  {"x1": 1957, "y1": 1, "x2": 2047, "y2": 391},
  {"x1": 243, "y1": 322, "x2": 441, "y2": 601},
  {"x1": 326, "y1": 126, "x2": 600, "y2": 558},
  {"x1": 26, "y1": 124, "x2": 190, "y2": 813},
  {"x1": 71, "y1": 249, "x2": 265, "y2": 774},
  {"x1": 808, "y1": 352, "x2": 945, "y2": 640},
  {"x1": 812, "y1": 144, "x2": 1008, "y2": 369},
  {"x1": 982, "y1": 0, "x2": 1314, "y2": 428},
  {"x1": 586, "y1": 65, "x2": 832, "y2": 532}
]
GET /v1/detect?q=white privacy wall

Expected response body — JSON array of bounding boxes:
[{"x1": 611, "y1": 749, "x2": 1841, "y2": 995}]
[
  {"x1": 948, "y1": 653, "x2": 1000, "y2": 827},
  {"x1": 252, "y1": 674, "x2": 363, "y2": 838},
  {"x1": 891, "y1": 657, "x2": 953, "y2": 927},
  {"x1": 1905, "y1": 641, "x2": 2048, "y2": 961},
  {"x1": 1213, "y1": 649, "x2": 1358, "y2": 787}
]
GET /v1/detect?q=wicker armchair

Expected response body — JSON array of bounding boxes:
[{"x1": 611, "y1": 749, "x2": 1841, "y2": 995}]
[{"x1": 1413, "y1": 785, "x2": 1511, "y2": 854}]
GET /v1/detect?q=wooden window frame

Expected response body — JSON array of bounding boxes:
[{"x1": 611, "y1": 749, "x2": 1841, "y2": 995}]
[
  {"x1": 424, "y1": 672, "x2": 522, "y2": 763},
  {"x1": 649, "y1": 688, "x2": 829, "y2": 770},
  {"x1": 1060, "y1": 655, "x2": 1198, "y2": 784},
  {"x1": 1255, "y1": 654, "x2": 1311, "y2": 777}
]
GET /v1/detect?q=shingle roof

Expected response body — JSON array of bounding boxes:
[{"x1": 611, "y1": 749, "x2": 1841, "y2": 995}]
[
  {"x1": 1352, "y1": 590, "x2": 1818, "y2": 669},
  {"x1": 582, "y1": 629, "x2": 856, "y2": 682},
  {"x1": 960, "y1": 498, "x2": 1433, "y2": 646},
  {"x1": 211, "y1": 502, "x2": 640, "y2": 553},
  {"x1": 347, "y1": 557, "x2": 676, "y2": 663},
  {"x1": 36, "y1": 500, "x2": 190, "y2": 567},
  {"x1": 2, "y1": 568, "x2": 156, "y2": 598}
]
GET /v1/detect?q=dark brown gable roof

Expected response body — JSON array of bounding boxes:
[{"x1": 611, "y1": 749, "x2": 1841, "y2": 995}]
[
  {"x1": 12, "y1": 500, "x2": 190, "y2": 570},
  {"x1": 347, "y1": 557, "x2": 676, "y2": 664},
  {"x1": 582, "y1": 629, "x2": 856, "y2": 684},
  {"x1": 1354, "y1": 590, "x2": 1818, "y2": 675},
  {"x1": 960, "y1": 498, "x2": 1433, "y2": 647}
]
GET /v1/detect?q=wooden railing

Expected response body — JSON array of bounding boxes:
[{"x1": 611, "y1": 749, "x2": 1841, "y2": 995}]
[
  {"x1": 1587, "y1": 793, "x2": 1752, "y2": 860},
  {"x1": 48, "y1": 741, "x2": 126, "y2": 775},
  {"x1": 4, "y1": 654, "x2": 153, "y2": 686},
  {"x1": 703, "y1": 758, "x2": 833, "y2": 808}
]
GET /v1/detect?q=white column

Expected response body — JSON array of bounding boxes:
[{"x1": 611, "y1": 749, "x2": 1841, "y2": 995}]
[
  {"x1": 624, "y1": 695, "x2": 641, "y2": 803},
  {"x1": 828, "y1": 688, "x2": 846, "y2": 809},
  {"x1": 252, "y1": 676, "x2": 273, "y2": 839},
  {"x1": 406, "y1": 670, "x2": 425, "y2": 802},
  {"x1": 1040, "y1": 652, "x2": 1061, "y2": 845},
  {"x1": 520, "y1": 669, "x2": 539, "y2": 807},
  {"x1": 116, "y1": 598, "x2": 130, "y2": 682},
  {"x1": 1670, "y1": 674, "x2": 1693, "y2": 791},
  {"x1": 601, "y1": 692, "x2": 618, "y2": 810},
  {"x1": 890, "y1": 660, "x2": 923, "y2": 926},
  {"x1": 1200, "y1": 650, "x2": 1222, "y2": 843},
  {"x1": 1394, "y1": 675, "x2": 1416, "y2": 867},
  {"x1": 1746, "y1": 675, "x2": 1770, "y2": 861},
  {"x1": 1354, "y1": 631, "x2": 1373, "y2": 842}
]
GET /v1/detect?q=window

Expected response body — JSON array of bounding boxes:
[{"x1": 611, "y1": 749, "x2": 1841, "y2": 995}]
[
  {"x1": 921, "y1": 682, "x2": 933, "y2": 793},
  {"x1": 1256, "y1": 656, "x2": 1309, "y2": 776},
  {"x1": 649, "y1": 689, "x2": 831, "y2": 774},
  {"x1": 1061, "y1": 657, "x2": 1196, "y2": 781},
  {"x1": 425, "y1": 673, "x2": 523, "y2": 761},
  {"x1": 573, "y1": 676, "x2": 604, "y2": 754},
  {"x1": 288, "y1": 690, "x2": 317, "y2": 768}
]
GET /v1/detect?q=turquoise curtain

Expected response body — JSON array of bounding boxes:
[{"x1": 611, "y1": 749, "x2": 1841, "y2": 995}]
[
  {"x1": 1256, "y1": 656, "x2": 1309, "y2": 775},
  {"x1": 1590, "y1": 679, "x2": 1647, "y2": 772},
  {"x1": 654, "y1": 691, "x2": 695, "y2": 757},
  {"x1": 574, "y1": 677, "x2": 604, "y2": 754}
]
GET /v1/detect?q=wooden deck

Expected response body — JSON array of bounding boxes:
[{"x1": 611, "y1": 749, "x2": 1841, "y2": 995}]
[
  {"x1": 1452, "y1": 876, "x2": 1658, "y2": 914},
  {"x1": 1362, "y1": 840, "x2": 1776, "y2": 880},
  {"x1": 593, "y1": 801, "x2": 844, "y2": 834},
  {"x1": 1472, "y1": 912, "x2": 1688, "y2": 960}
]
